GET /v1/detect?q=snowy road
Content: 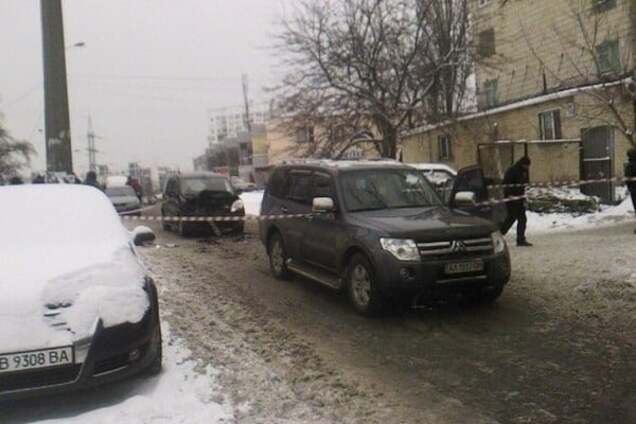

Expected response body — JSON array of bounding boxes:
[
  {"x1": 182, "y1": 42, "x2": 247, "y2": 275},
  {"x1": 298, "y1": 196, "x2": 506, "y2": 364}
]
[{"x1": 136, "y1": 214, "x2": 634, "y2": 423}]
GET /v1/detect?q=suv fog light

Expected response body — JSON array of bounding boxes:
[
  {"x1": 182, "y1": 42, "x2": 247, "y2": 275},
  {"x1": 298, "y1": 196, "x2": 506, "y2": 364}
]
[
  {"x1": 129, "y1": 349, "x2": 141, "y2": 362},
  {"x1": 400, "y1": 267, "x2": 415, "y2": 282}
]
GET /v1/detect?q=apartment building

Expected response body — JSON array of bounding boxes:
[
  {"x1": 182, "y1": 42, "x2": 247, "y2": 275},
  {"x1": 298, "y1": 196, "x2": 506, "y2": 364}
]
[
  {"x1": 207, "y1": 104, "x2": 270, "y2": 145},
  {"x1": 403, "y1": 0, "x2": 636, "y2": 202}
]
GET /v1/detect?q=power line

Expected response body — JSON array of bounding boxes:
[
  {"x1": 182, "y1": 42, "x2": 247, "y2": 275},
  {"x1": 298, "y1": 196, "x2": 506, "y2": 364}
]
[{"x1": 69, "y1": 73, "x2": 270, "y2": 83}]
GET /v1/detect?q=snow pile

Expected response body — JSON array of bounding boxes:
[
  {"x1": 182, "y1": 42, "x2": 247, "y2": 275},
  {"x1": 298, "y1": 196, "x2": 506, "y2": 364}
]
[
  {"x1": 523, "y1": 196, "x2": 634, "y2": 235},
  {"x1": 15, "y1": 326, "x2": 233, "y2": 424},
  {"x1": 0, "y1": 185, "x2": 149, "y2": 352},
  {"x1": 240, "y1": 190, "x2": 264, "y2": 216}
]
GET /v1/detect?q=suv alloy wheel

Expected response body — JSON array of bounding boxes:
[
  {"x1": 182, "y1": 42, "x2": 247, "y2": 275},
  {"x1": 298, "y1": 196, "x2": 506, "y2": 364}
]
[
  {"x1": 268, "y1": 232, "x2": 291, "y2": 279},
  {"x1": 346, "y1": 254, "x2": 384, "y2": 316}
]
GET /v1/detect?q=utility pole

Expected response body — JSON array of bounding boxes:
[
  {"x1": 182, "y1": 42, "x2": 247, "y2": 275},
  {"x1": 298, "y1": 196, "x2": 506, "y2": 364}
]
[
  {"x1": 40, "y1": 0, "x2": 73, "y2": 173},
  {"x1": 87, "y1": 116, "x2": 97, "y2": 172},
  {"x1": 242, "y1": 73, "x2": 252, "y2": 133}
]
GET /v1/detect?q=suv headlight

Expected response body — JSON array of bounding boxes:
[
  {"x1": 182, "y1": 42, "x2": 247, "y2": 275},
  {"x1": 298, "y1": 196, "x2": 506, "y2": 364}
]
[
  {"x1": 491, "y1": 231, "x2": 506, "y2": 254},
  {"x1": 380, "y1": 238, "x2": 420, "y2": 262},
  {"x1": 231, "y1": 199, "x2": 244, "y2": 213}
]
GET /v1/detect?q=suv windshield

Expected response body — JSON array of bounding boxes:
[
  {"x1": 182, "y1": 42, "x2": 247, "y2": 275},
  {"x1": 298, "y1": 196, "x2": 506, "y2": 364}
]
[
  {"x1": 341, "y1": 169, "x2": 442, "y2": 212},
  {"x1": 105, "y1": 186, "x2": 136, "y2": 197},
  {"x1": 180, "y1": 177, "x2": 232, "y2": 196}
]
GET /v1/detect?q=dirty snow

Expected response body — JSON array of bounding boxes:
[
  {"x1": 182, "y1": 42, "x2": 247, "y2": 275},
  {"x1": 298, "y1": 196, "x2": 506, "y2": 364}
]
[
  {"x1": 522, "y1": 196, "x2": 634, "y2": 236},
  {"x1": 0, "y1": 185, "x2": 149, "y2": 352},
  {"x1": 5, "y1": 325, "x2": 233, "y2": 424}
]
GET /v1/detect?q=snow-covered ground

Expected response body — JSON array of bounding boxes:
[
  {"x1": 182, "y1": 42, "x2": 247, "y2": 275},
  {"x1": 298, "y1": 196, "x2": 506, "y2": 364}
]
[
  {"x1": 240, "y1": 190, "x2": 635, "y2": 236},
  {"x1": 7, "y1": 325, "x2": 233, "y2": 424},
  {"x1": 524, "y1": 197, "x2": 633, "y2": 236}
]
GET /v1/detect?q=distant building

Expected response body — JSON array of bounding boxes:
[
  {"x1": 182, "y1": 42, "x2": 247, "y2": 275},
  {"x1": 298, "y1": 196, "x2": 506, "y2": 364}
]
[{"x1": 207, "y1": 103, "x2": 270, "y2": 146}]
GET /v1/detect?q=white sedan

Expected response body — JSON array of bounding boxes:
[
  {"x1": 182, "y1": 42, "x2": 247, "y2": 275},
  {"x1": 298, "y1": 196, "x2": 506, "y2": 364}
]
[{"x1": 0, "y1": 184, "x2": 161, "y2": 400}]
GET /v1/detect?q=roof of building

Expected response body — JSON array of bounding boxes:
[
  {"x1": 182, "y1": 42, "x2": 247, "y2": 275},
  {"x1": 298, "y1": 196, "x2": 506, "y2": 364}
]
[
  {"x1": 276, "y1": 158, "x2": 410, "y2": 172},
  {"x1": 403, "y1": 77, "x2": 631, "y2": 137}
]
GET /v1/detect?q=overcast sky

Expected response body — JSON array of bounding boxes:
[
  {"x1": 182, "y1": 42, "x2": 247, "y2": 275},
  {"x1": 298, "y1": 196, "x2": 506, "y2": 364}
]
[{"x1": 0, "y1": 0, "x2": 288, "y2": 176}]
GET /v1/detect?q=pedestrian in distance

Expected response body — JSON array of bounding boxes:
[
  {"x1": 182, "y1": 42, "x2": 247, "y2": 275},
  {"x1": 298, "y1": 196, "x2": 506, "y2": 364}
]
[
  {"x1": 500, "y1": 156, "x2": 533, "y2": 247},
  {"x1": 625, "y1": 147, "x2": 636, "y2": 234},
  {"x1": 84, "y1": 171, "x2": 102, "y2": 190}
]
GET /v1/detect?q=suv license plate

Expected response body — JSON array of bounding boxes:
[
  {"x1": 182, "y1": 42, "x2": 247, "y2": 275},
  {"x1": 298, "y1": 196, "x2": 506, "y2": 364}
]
[
  {"x1": 0, "y1": 347, "x2": 74, "y2": 374},
  {"x1": 445, "y1": 260, "x2": 484, "y2": 275}
]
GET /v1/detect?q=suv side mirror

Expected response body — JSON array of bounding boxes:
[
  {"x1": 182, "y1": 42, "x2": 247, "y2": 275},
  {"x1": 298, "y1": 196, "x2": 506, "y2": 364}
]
[
  {"x1": 132, "y1": 226, "x2": 156, "y2": 246},
  {"x1": 312, "y1": 197, "x2": 335, "y2": 214},
  {"x1": 454, "y1": 191, "x2": 477, "y2": 208}
]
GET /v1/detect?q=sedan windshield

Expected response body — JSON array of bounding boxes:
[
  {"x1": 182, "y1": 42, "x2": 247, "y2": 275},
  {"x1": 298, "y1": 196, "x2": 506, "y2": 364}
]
[
  {"x1": 180, "y1": 177, "x2": 232, "y2": 195},
  {"x1": 341, "y1": 169, "x2": 442, "y2": 212}
]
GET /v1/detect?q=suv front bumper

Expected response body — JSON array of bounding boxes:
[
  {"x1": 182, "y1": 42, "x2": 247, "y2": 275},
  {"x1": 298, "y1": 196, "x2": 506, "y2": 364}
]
[{"x1": 373, "y1": 250, "x2": 511, "y2": 299}]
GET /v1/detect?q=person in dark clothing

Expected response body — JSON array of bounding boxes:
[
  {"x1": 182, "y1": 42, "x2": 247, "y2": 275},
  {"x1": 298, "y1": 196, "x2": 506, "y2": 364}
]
[
  {"x1": 84, "y1": 171, "x2": 102, "y2": 190},
  {"x1": 625, "y1": 148, "x2": 636, "y2": 234},
  {"x1": 500, "y1": 156, "x2": 533, "y2": 246}
]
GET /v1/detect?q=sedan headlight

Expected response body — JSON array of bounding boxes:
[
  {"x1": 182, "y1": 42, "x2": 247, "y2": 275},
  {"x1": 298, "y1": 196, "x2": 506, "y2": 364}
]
[
  {"x1": 231, "y1": 199, "x2": 245, "y2": 213},
  {"x1": 491, "y1": 231, "x2": 506, "y2": 254},
  {"x1": 380, "y1": 238, "x2": 420, "y2": 262}
]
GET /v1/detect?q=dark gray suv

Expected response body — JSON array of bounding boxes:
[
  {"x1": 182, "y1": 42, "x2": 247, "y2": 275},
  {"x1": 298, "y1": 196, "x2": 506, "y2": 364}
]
[{"x1": 259, "y1": 160, "x2": 511, "y2": 316}]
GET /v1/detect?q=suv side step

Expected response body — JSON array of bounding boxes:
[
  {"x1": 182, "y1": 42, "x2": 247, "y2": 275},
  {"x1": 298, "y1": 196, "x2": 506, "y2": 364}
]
[{"x1": 287, "y1": 260, "x2": 342, "y2": 290}]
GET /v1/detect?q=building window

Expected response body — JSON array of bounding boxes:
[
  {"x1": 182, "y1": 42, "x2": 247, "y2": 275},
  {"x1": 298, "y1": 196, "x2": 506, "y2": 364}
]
[
  {"x1": 438, "y1": 134, "x2": 452, "y2": 161},
  {"x1": 593, "y1": 0, "x2": 616, "y2": 13},
  {"x1": 478, "y1": 29, "x2": 495, "y2": 58},
  {"x1": 538, "y1": 110, "x2": 562, "y2": 140},
  {"x1": 295, "y1": 126, "x2": 315, "y2": 144},
  {"x1": 484, "y1": 79, "x2": 498, "y2": 108},
  {"x1": 596, "y1": 39, "x2": 621, "y2": 75}
]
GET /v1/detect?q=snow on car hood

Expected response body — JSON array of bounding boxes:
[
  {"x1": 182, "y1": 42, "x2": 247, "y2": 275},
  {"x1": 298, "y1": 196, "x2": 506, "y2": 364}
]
[{"x1": 0, "y1": 185, "x2": 150, "y2": 352}]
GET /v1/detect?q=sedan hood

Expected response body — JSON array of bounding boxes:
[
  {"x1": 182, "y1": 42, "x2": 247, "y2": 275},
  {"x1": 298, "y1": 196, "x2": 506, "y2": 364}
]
[
  {"x1": 349, "y1": 206, "x2": 496, "y2": 241},
  {"x1": 0, "y1": 244, "x2": 149, "y2": 353}
]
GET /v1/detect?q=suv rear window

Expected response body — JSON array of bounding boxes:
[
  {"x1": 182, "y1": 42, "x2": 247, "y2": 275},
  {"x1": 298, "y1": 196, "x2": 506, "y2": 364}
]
[
  {"x1": 288, "y1": 171, "x2": 313, "y2": 204},
  {"x1": 268, "y1": 168, "x2": 290, "y2": 199}
]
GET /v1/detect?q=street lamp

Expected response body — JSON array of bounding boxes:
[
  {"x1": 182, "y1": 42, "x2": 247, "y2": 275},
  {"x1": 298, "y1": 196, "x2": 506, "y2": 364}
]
[{"x1": 66, "y1": 41, "x2": 86, "y2": 50}]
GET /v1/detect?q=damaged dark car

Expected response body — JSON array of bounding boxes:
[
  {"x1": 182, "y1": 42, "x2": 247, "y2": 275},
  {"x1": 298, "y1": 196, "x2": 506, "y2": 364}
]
[{"x1": 161, "y1": 172, "x2": 245, "y2": 236}]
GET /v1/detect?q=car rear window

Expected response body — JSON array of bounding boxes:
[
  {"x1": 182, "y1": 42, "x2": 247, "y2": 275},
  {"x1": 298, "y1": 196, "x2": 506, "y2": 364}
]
[
  {"x1": 181, "y1": 177, "x2": 232, "y2": 195},
  {"x1": 105, "y1": 186, "x2": 136, "y2": 197}
]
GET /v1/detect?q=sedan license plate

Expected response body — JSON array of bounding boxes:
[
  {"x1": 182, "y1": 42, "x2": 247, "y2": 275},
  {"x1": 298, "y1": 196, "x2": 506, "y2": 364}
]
[
  {"x1": 0, "y1": 347, "x2": 74, "y2": 374},
  {"x1": 445, "y1": 260, "x2": 484, "y2": 275}
]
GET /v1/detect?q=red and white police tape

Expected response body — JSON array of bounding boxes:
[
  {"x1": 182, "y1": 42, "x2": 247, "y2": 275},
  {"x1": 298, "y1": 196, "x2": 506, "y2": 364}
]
[
  {"x1": 118, "y1": 175, "x2": 634, "y2": 221},
  {"x1": 120, "y1": 213, "x2": 311, "y2": 222}
]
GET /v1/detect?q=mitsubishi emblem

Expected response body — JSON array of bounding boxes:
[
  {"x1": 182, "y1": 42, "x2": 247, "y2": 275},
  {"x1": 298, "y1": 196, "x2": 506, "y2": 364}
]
[{"x1": 450, "y1": 240, "x2": 466, "y2": 253}]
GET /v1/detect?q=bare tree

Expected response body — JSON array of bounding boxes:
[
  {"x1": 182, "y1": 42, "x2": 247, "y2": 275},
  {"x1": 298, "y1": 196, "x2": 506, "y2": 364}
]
[
  {"x1": 523, "y1": 0, "x2": 635, "y2": 147},
  {"x1": 272, "y1": 0, "x2": 472, "y2": 159},
  {"x1": 0, "y1": 119, "x2": 34, "y2": 181}
]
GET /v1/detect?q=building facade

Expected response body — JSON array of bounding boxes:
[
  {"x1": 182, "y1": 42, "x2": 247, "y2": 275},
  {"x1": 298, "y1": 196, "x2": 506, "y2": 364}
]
[
  {"x1": 207, "y1": 104, "x2": 270, "y2": 145},
  {"x1": 402, "y1": 0, "x2": 636, "y2": 202}
]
